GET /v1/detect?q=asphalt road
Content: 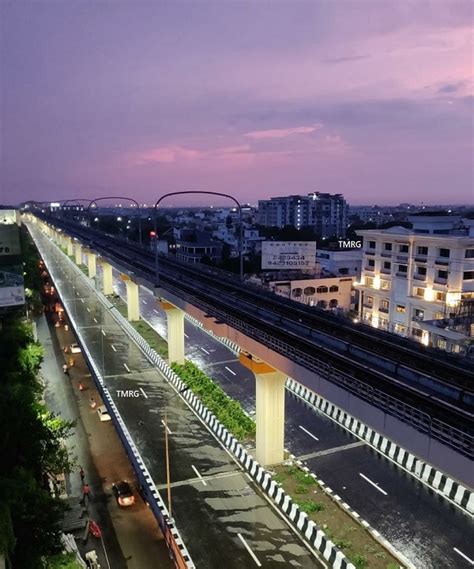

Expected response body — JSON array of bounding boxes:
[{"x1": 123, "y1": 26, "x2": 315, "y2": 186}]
[
  {"x1": 109, "y1": 274, "x2": 474, "y2": 569},
  {"x1": 30, "y1": 224, "x2": 324, "y2": 569}
]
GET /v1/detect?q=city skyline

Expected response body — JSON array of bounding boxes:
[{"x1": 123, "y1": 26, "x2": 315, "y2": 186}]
[{"x1": 1, "y1": 2, "x2": 473, "y2": 206}]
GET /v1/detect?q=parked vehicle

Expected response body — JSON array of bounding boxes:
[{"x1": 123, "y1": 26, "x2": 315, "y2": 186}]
[
  {"x1": 97, "y1": 405, "x2": 111, "y2": 422},
  {"x1": 70, "y1": 342, "x2": 81, "y2": 354}
]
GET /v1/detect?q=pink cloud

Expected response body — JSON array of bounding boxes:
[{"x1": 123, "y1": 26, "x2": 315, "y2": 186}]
[{"x1": 244, "y1": 124, "x2": 322, "y2": 139}]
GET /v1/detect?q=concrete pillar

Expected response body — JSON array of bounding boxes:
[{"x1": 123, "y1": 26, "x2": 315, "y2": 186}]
[
  {"x1": 87, "y1": 250, "x2": 97, "y2": 278},
  {"x1": 121, "y1": 275, "x2": 140, "y2": 321},
  {"x1": 101, "y1": 261, "x2": 113, "y2": 296},
  {"x1": 240, "y1": 352, "x2": 286, "y2": 466},
  {"x1": 67, "y1": 238, "x2": 74, "y2": 256},
  {"x1": 160, "y1": 301, "x2": 185, "y2": 364},
  {"x1": 74, "y1": 243, "x2": 82, "y2": 265}
]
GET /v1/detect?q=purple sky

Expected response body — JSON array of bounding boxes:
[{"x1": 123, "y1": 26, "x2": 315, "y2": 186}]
[{"x1": 1, "y1": 1, "x2": 473, "y2": 207}]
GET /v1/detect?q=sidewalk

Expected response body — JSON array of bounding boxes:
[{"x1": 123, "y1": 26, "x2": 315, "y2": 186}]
[{"x1": 38, "y1": 312, "x2": 173, "y2": 569}]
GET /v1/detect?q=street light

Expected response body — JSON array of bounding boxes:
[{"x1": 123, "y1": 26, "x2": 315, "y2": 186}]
[
  {"x1": 163, "y1": 385, "x2": 189, "y2": 519},
  {"x1": 86, "y1": 197, "x2": 143, "y2": 246},
  {"x1": 153, "y1": 191, "x2": 244, "y2": 285}
]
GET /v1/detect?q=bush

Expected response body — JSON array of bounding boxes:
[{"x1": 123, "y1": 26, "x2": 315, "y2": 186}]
[
  {"x1": 295, "y1": 500, "x2": 325, "y2": 513},
  {"x1": 171, "y1": 361, "x2": 255, "y2": 440}
]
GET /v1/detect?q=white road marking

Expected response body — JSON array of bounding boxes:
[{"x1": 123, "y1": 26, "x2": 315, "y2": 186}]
[
  {"x1": 123, "y1": 363, "x2": 131, "y2": 373},
  {"x1": 101, "y1": 330, "x2": 106, "y2": 337},
  {"x1": 86, "y1": 307, "x2": 90, "y2": 313},
  {"x1": 93, "y1": 317, "x2": 98, "y2": 323},
  {"x1": 80, "y1": 298, "x2": 84, "y2": 302},
  {"x1": 299, "y1": 425, "x2": 319, "y2": 441},
  {"x1": 139, "y1": 388, "x2": 148, "y2": 399},
  {"x1": 111, "y1": 344, "x2": 117, "y2": 352},
  {"x1": 237, "y1": 533, "x2": 261, "y2": 567},
  {"x1": 225, "y1": 366, "x2": 237, "y2": 376},
  {"x1": 359, "y1": 473, "x2": 388, "y2": 496},
  {"x1": 453, "y1": 547, "x2": 474, "y2": 565},
  {"x1": 191, "y1": 465, "x2": 207, "y2": 486},
  {"x1": 142, "y1": 299, "x2": 147, "y2": 304},
  {"x1": 161, "y1": 419, "x2": 172, "y2": 434},
  {"x1": 184, "y1": 333, "x2": 189, "y2": 339},
  {"x1": 200, "y1": 347, "x2": 210, "y2": 355},
  {"x1": 153, "y1": 309, "x2": 159, "y2": 314}
]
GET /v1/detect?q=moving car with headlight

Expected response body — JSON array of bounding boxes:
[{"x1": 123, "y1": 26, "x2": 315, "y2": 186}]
[
  {"x1": 97, "y1": 405, "x2": 111, "y2": 422},
  {"x1": 112, "y1": 481, "x2": 135, "y2": 506}
]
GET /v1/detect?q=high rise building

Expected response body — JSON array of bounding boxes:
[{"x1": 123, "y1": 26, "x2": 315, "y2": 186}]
[
  {"x1": 257, "y1": 192, "x2": 348, "y2": 238},
  {"x1": 355, "y1": 214, "x2": 474, "y2": 354}
]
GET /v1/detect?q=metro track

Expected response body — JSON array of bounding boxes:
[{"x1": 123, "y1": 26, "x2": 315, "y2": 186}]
[{"x1": 35, "y1": 213, "x2": 474, "y2": 455}]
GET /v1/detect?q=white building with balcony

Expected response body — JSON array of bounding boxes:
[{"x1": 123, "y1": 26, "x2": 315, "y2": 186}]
[{"x1": 355, "y1": 214, "x2": 474, "y2": 353}]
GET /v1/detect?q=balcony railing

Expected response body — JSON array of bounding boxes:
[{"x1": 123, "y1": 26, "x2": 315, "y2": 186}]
[
  {"x1": 413, "y1": 273, "x2": 426, "y2": 281},
  {"x1": 434, "y1": 277, "x2": 447, "y2": 285},
  {"x1": 435, "y1": 258, "x2": 450, "y2": 266},
  {"x1": 379, "y1": 306, "x2": 389, "y2": 313},
  {"x1": 396, "y1": 271, "x2": 407, "y2": 278},
  {"x1": 414, "y1": 256, "x2": 427, "y2": 263}
]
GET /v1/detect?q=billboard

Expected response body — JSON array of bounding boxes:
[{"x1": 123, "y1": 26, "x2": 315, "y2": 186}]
[
  {"x1": 262, "y1": 241, "x2": 316, "y2": 270},
  {"x1": 0, "y1": 268, "x2": 25, "y2": 308},
  {"x1": 0, "y1": 225, "x2": 21, "y2": 256}
]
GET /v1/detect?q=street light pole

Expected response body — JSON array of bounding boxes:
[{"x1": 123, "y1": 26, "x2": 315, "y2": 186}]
[
  {"x1": 163, "y1": 385, "x2": 189, "y2": 519},
  {"x1": 85, "y1": 197, "x2": 143, "y2": 246},
  {"x1": 152, "y1": 191, "x2": 244, "y2": 286}
]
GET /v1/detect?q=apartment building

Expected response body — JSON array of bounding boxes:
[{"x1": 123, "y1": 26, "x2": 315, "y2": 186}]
[
  {"x1": 257, "y1": 192, "x2": 348, "y2": 238},
  {"x1": 355, "y1": 214, "x2": 474, "y2": 353}
]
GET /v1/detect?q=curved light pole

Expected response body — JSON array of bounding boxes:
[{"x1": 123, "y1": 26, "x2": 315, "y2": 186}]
[
  {"x1": 153, "y1": 191, "x2": 244, "y2": 285},
  {"x1": 60, "y1": 199, "x2": 95, "y2": 223},
  {"x1": 86, "y1": 196, "x2": 142, "y2": 246}
]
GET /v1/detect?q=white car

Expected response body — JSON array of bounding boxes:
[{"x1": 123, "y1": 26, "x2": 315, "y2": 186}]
[
  {"x1": 70, "y1": 343, "x2": 81, "y2": 354},
  {"x1": 97, "y1": 405, "x2": 111, "y2": 422}
]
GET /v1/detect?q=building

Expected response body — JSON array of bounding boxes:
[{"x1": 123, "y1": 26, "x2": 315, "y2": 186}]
[
  {"x1": 175, "y1": 230, "x2": 223, "y2": 264},
  {"x1": 257, "y1": 192, "x2": 348, "y2": 238},
  {"x1": 355, "y1": 214, "x2": 474, "y2": 354},
  {"x1": 0, "y1": 209, "x2": 25, "y2": 314},
  {"x1": 268, "y1": 275, "x2": 355, "y2": 311},
  {"x1": 316, "y1": 248, "x2": 362, "y2": 276}
]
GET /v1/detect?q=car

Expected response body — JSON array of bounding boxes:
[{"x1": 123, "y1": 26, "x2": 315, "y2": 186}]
[
  {"x1": 70, "y1": 342, "x2": 81, "y2": 354},
  {"x1": 97, "y1": 405, "x2": 111, "y2": 422},
  {"x1": 112, "y1": 481, "x2": 135, "y2": 507}
]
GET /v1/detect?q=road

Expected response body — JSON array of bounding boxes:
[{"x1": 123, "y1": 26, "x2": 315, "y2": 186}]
[
  {"x1": 30, "y1": 223, "x2": 324, "y2": 569},
  {"x1": 38, "y1": 312, "x2": 174, "y2": 569},
  {"x1": 109, "y1": 272, "x2": 474, "y2": 569}
]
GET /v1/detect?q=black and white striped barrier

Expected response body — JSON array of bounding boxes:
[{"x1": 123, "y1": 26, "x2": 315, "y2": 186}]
[{"x1": 286, "y1": 377, "x2": 474, "y2": 516}]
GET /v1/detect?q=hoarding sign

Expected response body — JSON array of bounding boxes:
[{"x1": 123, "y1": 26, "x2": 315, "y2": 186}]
[
  {"x1": 262, "y1": 241, "x2": 316, "y2": 269},
  {"x1": 0, "y1": 268, "x2": 25, "y2": 308}
]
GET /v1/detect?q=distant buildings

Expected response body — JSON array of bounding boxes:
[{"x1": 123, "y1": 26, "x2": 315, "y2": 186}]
[
  {"x1": 316, "y1": 248, "x2": 362, "y2": 276},
  {"x1": 268, "y1": 275, "x2": 355, "y2": 311},
  {"x1": 356, "y1": 214, "x2": 474, "y2": 354},
  {"x1": 257, "y1": 192, "x2": 348, "y2": 238}
]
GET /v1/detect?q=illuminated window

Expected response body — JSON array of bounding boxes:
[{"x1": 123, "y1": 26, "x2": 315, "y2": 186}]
[{"x1": 396, "y1": 305, "x2": 406, "y2": 313}]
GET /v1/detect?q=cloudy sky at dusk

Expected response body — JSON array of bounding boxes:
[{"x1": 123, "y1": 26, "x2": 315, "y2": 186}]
[{"x1": 1, "y1": 1, "x2": 473, "y2": 207}]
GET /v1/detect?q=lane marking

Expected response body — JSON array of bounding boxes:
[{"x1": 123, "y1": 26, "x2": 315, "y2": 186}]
[
  {"x1": 359, "y1": 473, "x2": 388, "y2": 496},
  {"x1": 298, "y1": 441, "x2": 365, "y2": 462},
  {"x1": 142, "y1": 299, "x2": 147, "y2": 305},
  {"x1": 123, "y1": 363, "x2": 131, "y2": 373},
  {"x1": 299, "y1": 425, "x2": 319, "y2": 441},
  {"x1": 237, "y1": 534, "x2": 261, "y2": 567},
  {"x1": 184, "y1": 333, "x2": 189, "y2": 339},
  {"x1": 93, "y1": 317, "x2": 98, "y2": 324},
  {"x1": 153, "y1": 309, "x2": 159, "y2": 314},
  {"x1": 86, "y1": 307, "x2": 91, "y2": 313},
  {"x1": 80, "y1": 298, "x2": 84, "y2": 303},
  {"x1": 225, "y1": 366, "x2": 237, "y2": 376},
  {"x1": 453, "y1": 548, "x2": 474, "y2": 565},
  {"x1": 101, "y1": 330, "x2": 106, "y2": 337},
  {"x1": 139, "y1": 387, "x2": 148, "y2": 399},
  {"x1": 161, "y1": 419, "x2": 172, "y2": 434},
  {"x1": 111, "y1": 344, "x2": 117, "y2": 352},
  {"x1": 200, "y1": 347, "x2": 210, "y2": 355},
  {"x1": 191, "y1": 465, "x2": 207, "y2": 486}
]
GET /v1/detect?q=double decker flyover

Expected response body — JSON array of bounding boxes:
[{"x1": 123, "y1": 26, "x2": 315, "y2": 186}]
[{"x1": 32, "y1": 212, "x2": 473, "y2": 470}]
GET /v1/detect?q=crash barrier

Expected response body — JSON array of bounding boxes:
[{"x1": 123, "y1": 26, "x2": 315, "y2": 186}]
[
  {"x1": 286, "y1": 378, "x2": 474, "y2": 516},
  {"x1": 29, "y1": 226, "x2": 195, "y2": 569}
]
